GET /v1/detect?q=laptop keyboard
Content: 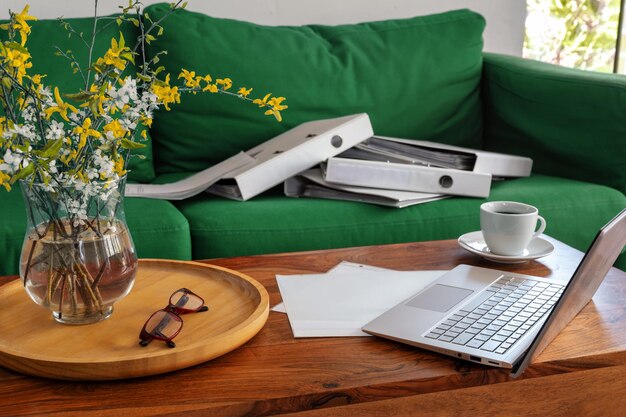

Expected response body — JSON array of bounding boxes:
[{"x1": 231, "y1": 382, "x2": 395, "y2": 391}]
[{"x1": 424, "y1": 276, "x2": 564, "y2": 355}]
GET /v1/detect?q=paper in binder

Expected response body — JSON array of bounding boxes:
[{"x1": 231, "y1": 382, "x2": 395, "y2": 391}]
[
  {"x1": 126, "y1": 113, "x2": 373, "y2": 200},
  {"x1": 324, "y1": 136, "x2": 533, "y2": 198},
  {"x1": 351, "y1": 136, "x2": 533, "y2": 177},
  {"x1": 284, "y1": 168, "x2": 448, "y2": 208}
]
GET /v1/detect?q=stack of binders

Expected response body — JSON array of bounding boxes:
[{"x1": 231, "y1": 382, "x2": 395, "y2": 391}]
[
  {"x1": 126, "y1": 113, "x2": 532, "y2": 208},
  {"x1": 285, "y1": 135, "x2": 533, "y2": 207}
]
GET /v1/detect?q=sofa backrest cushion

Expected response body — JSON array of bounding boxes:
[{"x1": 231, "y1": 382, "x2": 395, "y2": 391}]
[
  {"x1": 144, "y1": 4, "x2": 486, "y2": 174},
  {"x1": 0, "y1": 14, "x2": 156, "y2": 183},
  {"x1": 482, "y1": 53, "x2": 626, "y2": 195}
]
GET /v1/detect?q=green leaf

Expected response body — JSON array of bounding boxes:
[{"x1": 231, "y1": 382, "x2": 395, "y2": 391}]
[
  {"x1": 120, "y1": 139, "x2": 147, "y2": 150},
  {"x1": 64, "y1": 91, "x2": 93, "y2": 101},
  {"x1": 118, "y1": 32, "x2": 126, "y2": 49},
  {"x1": 5, "y1": 41, "x2": 28, "y2": 54},
  {"x1": 120, "y1": 51, "x2": 134, "y2": 62},
  {"x1": 39, "y1": 138, "x2": 64, "y2": 158},
  {"x1": 11, "y1": 163, "x2": 35, "y2": 183},
  {"x1": 129, "y1": 18, "x2": 140, "y2": 27}
]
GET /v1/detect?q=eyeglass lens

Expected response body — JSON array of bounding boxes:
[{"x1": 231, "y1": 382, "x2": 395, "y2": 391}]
[
  {"x1": 170, "y1": 289, "x2": 204, "y2": 311},
  {"x1": 144, "y1": 310, "x2": 183, "y2": 340}
]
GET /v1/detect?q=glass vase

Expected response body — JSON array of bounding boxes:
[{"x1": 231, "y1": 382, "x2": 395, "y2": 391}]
[{"x1": 19, "y1": 176, "x2": 138, "y2": 325}]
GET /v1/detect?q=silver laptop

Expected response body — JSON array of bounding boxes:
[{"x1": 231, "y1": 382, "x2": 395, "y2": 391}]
[{"x1": 362, "y1": 208, "x2": 626, "y2": 377}]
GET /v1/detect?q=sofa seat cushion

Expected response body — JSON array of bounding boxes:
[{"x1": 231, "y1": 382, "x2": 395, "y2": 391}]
[
  {"x1": 0, "y1": 188, "x2": 192, "y2": 276},
  {"x1": 144, "y1": 4, "x2": 486, "y2": 174},
  {"x1": 172, "y1": 174, "x2": 626, "y2": 270}
]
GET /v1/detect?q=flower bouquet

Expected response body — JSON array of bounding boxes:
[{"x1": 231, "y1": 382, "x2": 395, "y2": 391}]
[{"x1": 0, "y1": 1, "x2": 287, "y2": 324}]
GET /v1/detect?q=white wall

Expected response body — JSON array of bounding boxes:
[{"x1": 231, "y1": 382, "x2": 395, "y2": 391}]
[{"x1": 1, "y1": 0, "x2": 526, "y2": 56}]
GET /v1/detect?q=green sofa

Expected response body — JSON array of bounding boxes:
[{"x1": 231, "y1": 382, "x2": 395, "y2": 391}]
[{"x1": 1, "y1": 5, "x2": 625, "y2": 277}]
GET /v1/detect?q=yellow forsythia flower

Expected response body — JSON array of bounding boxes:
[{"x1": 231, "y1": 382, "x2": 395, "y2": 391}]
[
  {"x1": 264, "y1": 96, "x2": 288, "y2": 122},
  {"x1": 45, "y1": 87, "x2": 79, "y2": 122},
  {"x1": 12, "y1": 5, "x2": 37, "y2": 46},
  {"x1": 103, "y1": 119, "x2": 127, "y2": 140},
  {"x1": 96, "y1": 35, "x2": 128, "y2": 71},
  {"x1": 4, "y1": 47, "x2": 33, "y2": 84},
  {"x1": 114, "y1": 156, "x2": 126, "y2": 176},
  {"x1": 151, "y1": 74, "x2": 180, "y2": 110},
  {"x1": 178, "y1": 69, "x2": 201, "y2": 88},
  {"x1": 0, "y1": 169, "x2": 11, "y2": 191},
  {"x1": 61, "y1": 149, "x2": 78, "y2": 165},
  {"x1": 238, "y1": 87, "x2": 252, "y2": 97},
  {"x1": 216, "y1": 78, "x2": 232, "y2": 90},
  {"x1": 202, "y1": 83, "x2": 218, "y2": 93},
  {"x1": 253, "y1": 93, "x2": 271, "y2": 107},
  {"x1": 73, "y1": 117, "x2": 101, "y2": 151}
]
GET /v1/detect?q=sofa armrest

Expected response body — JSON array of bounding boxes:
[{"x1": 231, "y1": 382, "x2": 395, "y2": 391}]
[{"x1": 481, "y1": 52, "x2": 626, "y2": 194}]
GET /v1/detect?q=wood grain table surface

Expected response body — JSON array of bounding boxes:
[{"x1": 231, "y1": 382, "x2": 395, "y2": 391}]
[{"x1": 0, "y1": 236, "x2": 625, "y2": 416}]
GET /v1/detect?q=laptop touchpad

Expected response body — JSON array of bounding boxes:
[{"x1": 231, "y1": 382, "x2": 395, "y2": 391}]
[{"x1": 405, "y1": 284, "x2": 474, "y2": 313}]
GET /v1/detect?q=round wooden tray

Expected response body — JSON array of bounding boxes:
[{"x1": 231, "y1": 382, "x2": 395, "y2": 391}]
[{"x1": 0, "y1": 259, "x2": 269, "y2": 380}]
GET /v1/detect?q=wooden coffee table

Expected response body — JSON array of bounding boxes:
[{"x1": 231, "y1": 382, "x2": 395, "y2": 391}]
[{"x1": 1, "y1": 236, "x2": 625, "y2": 416}]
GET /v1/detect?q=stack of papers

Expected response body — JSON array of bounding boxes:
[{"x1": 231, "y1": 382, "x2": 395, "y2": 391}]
[
  {"x1": 284, "y1": 168, "x2": 448, "y2": 208},
  {"x1": 354, "y1": 136, "x2": 477, "y2": 170},
  {"x1": 275, "y1": 262, "x2": 447, "y2": 337}
]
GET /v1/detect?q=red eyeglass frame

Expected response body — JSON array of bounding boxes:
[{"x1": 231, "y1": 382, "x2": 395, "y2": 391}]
[{"x1": 139, "y1": 288, "x2": 209, "y2": 348}]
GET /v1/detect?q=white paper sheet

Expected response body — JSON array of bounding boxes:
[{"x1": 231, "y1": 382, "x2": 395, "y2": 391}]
[
  {"x1": 276, "y1": 265, "x2": 447, "y2": 337},
  {"x1": 271, "y1": 261, "x2": 390, "y2": 313}
]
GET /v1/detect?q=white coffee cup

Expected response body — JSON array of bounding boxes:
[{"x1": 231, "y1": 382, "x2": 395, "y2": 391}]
[{"x1": 480, "y1": 201, "x2": 546, "y2": 256}]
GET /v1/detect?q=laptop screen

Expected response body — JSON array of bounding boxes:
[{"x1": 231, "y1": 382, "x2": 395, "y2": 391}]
[{"x1": 511, "y1": 208, "x2": 626, "y2": 377}]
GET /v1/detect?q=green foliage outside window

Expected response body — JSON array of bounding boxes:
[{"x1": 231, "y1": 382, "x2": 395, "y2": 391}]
[{"x1": 524, "y1": 0, "x2": 621, "y2": 72}]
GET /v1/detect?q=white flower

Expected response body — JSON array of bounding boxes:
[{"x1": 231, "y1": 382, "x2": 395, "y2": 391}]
[
  {"x1": 6, "y1": 124, "x2": 37, "y2": 141},
  {"x1": 108, "y1": 76, "x2": 139, "y2": 109},
  {"x1": 46, "y1": 120, "x2": 66, "y2": 140},
  {"x1": 119, "y1": 118, "x2": 136, "y2": 131},
  {"x1": 92, "y1": 149, "x2": 115, "y2": 179},
  {"x1": 21, "y1": 105, "x2": 36, "y2": 122},
  {"x1": 1, "y1": 149, "x2": 24, "y2": 173},
  {"x1": 48, "y1": 160, "x2": 58, "y2": 174},
  {"x1": 69, "y1": 109, "x2": 85, "y2": 124}
]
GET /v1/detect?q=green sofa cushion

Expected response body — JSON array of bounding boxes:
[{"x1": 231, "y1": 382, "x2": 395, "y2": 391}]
[
  {"x1": 0, "y1": 187, "x2": 192, "y2": 276},
  {"x1": 172, "y1": 174, "x2": 626, "y2": 271},
  {"x1": 144, "y1": 4, "x2": 486, "y2": 174},
  {"x1": 482, "y1": 53, "x2": 626, "y2": 194},
  {"x1": 0, "y1": 14, "x2": 156, "y2": 183}
]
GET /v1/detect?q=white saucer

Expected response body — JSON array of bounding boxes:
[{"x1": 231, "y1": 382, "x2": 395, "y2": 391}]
[{"x1": 457, "y1": 231, "x2": 555, "y2": 264}]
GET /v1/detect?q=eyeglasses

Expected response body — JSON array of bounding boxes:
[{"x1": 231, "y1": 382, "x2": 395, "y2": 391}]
[{"x1": 139, "y1": 288, "x2": 209, "y2": 348}]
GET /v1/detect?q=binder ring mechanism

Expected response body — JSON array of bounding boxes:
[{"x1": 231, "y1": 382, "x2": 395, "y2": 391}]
[
  {"x1": 439, "y1": 175, "x2": 453, "y2": 189},
  {"x1": 331, "y1": 135, "x2": 343, "y2": 148}
]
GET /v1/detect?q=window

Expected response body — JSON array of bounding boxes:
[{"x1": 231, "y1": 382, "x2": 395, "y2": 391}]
[{"x1": 524, "y1": 0, "x2": 625, "y2": 74}]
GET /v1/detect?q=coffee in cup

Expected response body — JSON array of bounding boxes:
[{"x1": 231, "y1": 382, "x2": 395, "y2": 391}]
[{"x1": 480, "y1": 201, "x2": 546, "y2": 256}]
